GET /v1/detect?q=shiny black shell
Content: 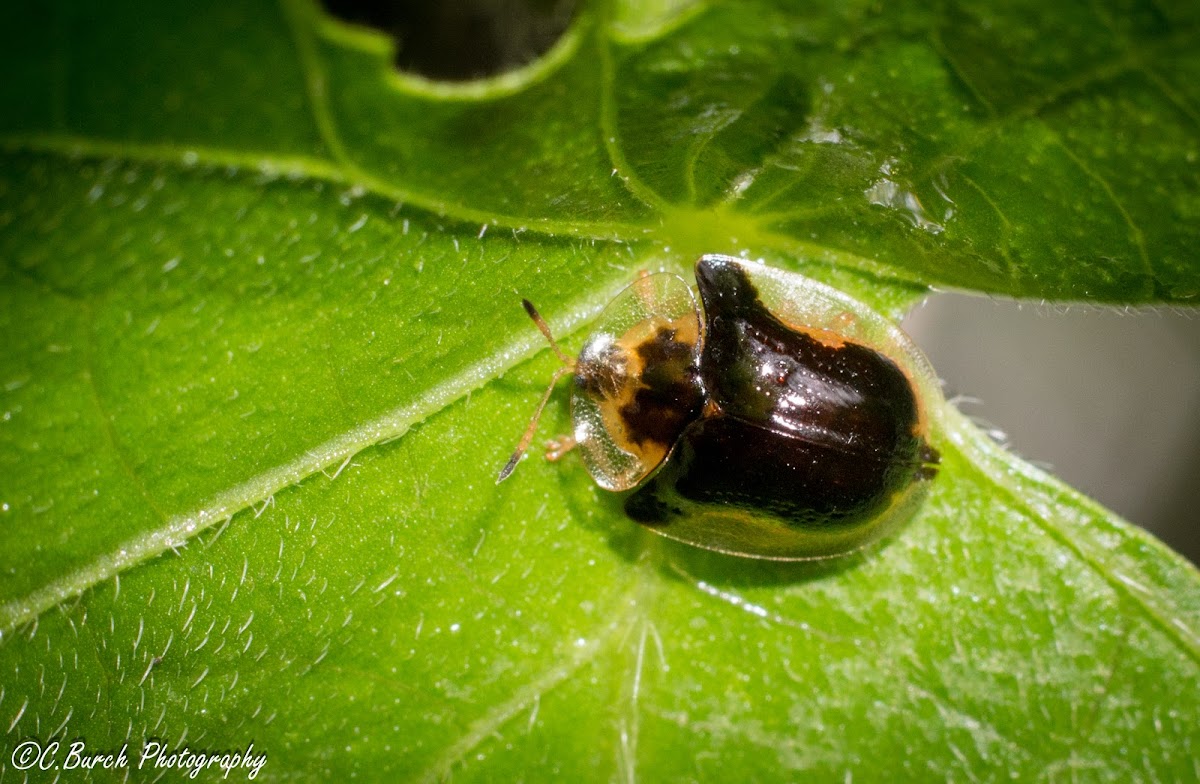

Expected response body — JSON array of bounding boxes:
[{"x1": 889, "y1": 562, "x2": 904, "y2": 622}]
[{"x1": 620, "y1": 256, "x2": 938, "y2": 560}]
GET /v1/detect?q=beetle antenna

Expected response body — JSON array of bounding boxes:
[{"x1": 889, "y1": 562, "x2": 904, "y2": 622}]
[
  {"x1": 522, "y1": 299, "x2": 575, "y2": 367},
  {"x1": 496, "y1": 365, "x2": 573, "y2": 484},
  {"x1": 497, "y1": 299, "x2": 578, "y2": 484}
]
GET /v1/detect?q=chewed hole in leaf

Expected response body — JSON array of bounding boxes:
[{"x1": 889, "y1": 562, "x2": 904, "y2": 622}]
[{"x1": 321, "y1": 0, "x2": 578, "y2": 81}]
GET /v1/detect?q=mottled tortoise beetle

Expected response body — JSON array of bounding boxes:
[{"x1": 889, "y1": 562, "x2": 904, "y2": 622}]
[{"x1": 498, "y1": 254, "x2": 941, "y2": 561}]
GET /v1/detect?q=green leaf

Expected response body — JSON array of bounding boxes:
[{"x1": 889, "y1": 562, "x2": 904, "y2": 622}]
[{"x1": 2, "y1": 0, "x2": 1198, "y2": 780}]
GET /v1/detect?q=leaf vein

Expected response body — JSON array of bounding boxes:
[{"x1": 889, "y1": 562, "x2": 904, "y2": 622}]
[
  {"x1": 0, "y1": 275, "x2": 627, "y2": 635},
  {"x1": 278, "y1": 0, "x2": 355, "y2": 172},
  {"x1": 1046, "y1": 133, "x2": 1154, "y2": 294},
  {"x1": 415, "y1": 580, "x2": 642, "y2": 784},
  {"x1": 82, "y1": 302, "x2": 172, "y2": 526},
  {"x1": 598, "y1": 14, "x2": 673, "y2": 213},
  {"x1": 0, "y1": 135, "x2": 648, "y2": 244},
  {"x1": 957, "y1": 173, "x2": 1018, "y2": 276}
]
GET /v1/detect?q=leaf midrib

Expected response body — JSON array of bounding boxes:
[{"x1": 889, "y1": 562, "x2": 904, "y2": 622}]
[
  {"x1": 413, "y1": 568, "x2": 654, "y2": 782},
  {"x1": 0, "y1": 272, "x2": 625, "y2": 635},
  {"x1": 0, "y1": 133, "x2": 646, "y2": 242}
]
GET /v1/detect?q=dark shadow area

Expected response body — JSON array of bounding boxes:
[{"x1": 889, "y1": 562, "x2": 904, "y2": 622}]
[{"x1": 321, "y1": 0, "x2": 578, "y2": 81}]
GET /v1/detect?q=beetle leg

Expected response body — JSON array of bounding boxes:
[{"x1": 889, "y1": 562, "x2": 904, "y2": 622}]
[
  {"x1": 916, "y1": 442, "x2": 941, "y2": 480},
  {"x1": 544, "y1": 435, "x2": 577, "y2": 461}
]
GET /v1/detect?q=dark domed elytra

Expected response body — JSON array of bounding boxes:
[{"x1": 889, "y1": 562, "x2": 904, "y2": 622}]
[{"x1": 626, "y1": 257, "x2": 938, "y2": 557}]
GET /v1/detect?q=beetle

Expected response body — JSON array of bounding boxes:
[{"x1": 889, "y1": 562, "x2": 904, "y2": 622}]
[{"x1": 497, "y1": 254, "x2": 941, "y2": 560}]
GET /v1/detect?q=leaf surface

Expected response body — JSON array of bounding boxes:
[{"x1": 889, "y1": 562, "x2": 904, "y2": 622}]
[{"x1": 1, "y1": 0, "x2": 1198, "y2": 780}]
